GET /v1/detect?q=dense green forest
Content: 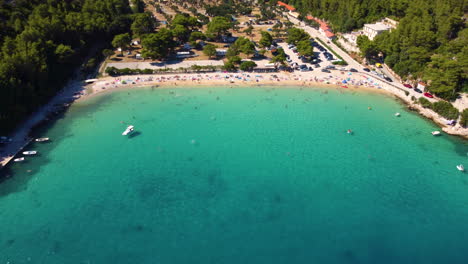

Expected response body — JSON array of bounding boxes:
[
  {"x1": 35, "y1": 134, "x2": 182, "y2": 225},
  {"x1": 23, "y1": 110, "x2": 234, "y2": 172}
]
[
  {"x1": 286, "y1": 0, "x2": 467, "y2": 100},
  {"x1": 0, "y1": 0, "x2": 132, "y2": 133}
]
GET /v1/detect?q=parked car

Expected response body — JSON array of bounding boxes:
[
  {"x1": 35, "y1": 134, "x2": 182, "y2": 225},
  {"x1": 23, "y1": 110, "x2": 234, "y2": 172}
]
[
  {"x1": 363, "y1": 68, "x2": 370, "y2": 72},
  {"x1": 350, "y1": 68, "x2": 358, "y2": 72},
  {"x1": 403, "y1": 84, "x2": 413, "y2": 88},
  {"x1": 423, "y1": 92, "x2": 434, "y2": 98},
  {"x1": 321, "y1": 69, "x2": 330, "y2": 73},
  {"x1": 314, "y1": 64, "x2": 320, "y2": 68},
  {"x1": 384, "y1": 77, "x2": 393, "y2": 82},
  {"x1": 308, "y1": 66, "x2": 314, "y2": 71},
  {"x1": 414, "y1": 88, "x2": 423, "y2": 93}
]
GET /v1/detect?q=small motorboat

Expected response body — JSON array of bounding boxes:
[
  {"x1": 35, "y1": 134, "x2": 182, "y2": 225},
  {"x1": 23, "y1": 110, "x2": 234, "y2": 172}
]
[
  {"x1": 122, "y1": 125, "x2": 134, "y2": 136},
  {"x1": 395, "y1": 113, "x2": 400, "y2": 117},
  {"x1": 14, "y1": 157, "x2": 25, "y2": 162},
  {"x1": 457, "y1": 164, "x2": 465, "y2": 172},
  {"x1": 23, "y1": 151, "x2": 37, "y2": 155},
  {"x1": 35, "y1": 137, "x2": 49, "y2": 142},
  {"x1": 347, "y1": 129, "x2": 353, "y2": 135},
  {"x1": 431, "y1": 131, "x2": 441, "y2": 136}
]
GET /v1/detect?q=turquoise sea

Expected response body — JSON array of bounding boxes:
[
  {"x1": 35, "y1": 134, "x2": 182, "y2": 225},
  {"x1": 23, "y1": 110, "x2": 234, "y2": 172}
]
[{"x1": 1, "y1": 86, "x2": 468, "y2": 264}]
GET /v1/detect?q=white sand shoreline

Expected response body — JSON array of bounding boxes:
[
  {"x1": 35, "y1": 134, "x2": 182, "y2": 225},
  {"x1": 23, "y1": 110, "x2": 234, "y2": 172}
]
[{"x1": 1, "y1": 70, "x2": 467, "y2": 171}]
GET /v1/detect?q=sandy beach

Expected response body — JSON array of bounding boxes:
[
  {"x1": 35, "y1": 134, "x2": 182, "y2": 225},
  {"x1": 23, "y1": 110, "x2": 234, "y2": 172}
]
[{"x1": 1, "y1": 69, "x2": 467, "y2": 170}]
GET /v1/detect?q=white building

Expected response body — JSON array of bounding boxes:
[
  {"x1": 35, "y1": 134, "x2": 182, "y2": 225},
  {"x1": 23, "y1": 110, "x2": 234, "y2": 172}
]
[{"x1": 363, "y1": 23, "x2": 392, "y2": 40}]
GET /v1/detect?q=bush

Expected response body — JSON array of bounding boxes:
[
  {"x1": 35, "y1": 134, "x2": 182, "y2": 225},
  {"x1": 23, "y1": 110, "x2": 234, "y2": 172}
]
[
  {"x1": 431, "y1": 101, "x2": 459, "y2": 120},
  {"x1": 461, "y1": 109, "x2": 468, "y2": 127},
  {"x1": 239, "y1": 61, "x2": 257, "y2": 71},
  {"x1": 332, "y1": 60, "x2": 348, "y2": 66},
  {"x1": 418, "y1": 97, "x2": 432, "y2": 108},
  {"x1": 404, "y1": 91, "x2": 409, "y2": 96}
]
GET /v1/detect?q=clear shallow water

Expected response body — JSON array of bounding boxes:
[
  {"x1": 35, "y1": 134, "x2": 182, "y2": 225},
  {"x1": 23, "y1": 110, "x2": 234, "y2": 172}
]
[{"x1": 1, "y1": 86, "x2": 468, "y2": 264}]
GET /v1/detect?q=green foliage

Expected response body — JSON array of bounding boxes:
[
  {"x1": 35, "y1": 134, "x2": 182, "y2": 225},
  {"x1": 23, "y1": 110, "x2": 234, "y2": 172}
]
[
  {"x1": 203, "y1": 44, "x2": 217, "y2": 58},
  {"x1": 232, "y1": 37, "x2": 256, "y2": 56},
  {"x1": 418, "y1": 97, "x2": 432, "y2": 108},
  {"x1": 141, "y1": 28, "x2": 175, "y2": 60},
  {"x1": 131, "y1": 12, "x2": 157, "y2": 37},
  {"x1": 171, "y1": 14, "x2": 201, "y2": 31},
  {"x1": 189, "y1": 31, "x2": 206, "y2": 43},
  {"x1": 287, "y1": 28, "x2": 310, "y2": 45},
  {"x1": 271, "y1": 48, "x2": 286, "y2": 65},
  {"x1": 55, "y1": 44, "x2": 75, "y2": 63},
  {"x1": 223, "y1": 60, "x2": 237, "y2": 71},
  {"x1": 0, "y1": 0, "x2": 132, "y2": 132},
  {"x1": 112, "y1": 33, "x2": 132, "y2": 53},
  {"x1": 356, "y1": 35, "x2": 378, "y2": 60},
  {"x1": 297, "y1": 40, "x2": 313, "y2": 57},
  {"x1": 228, "y1": 56, "x2": 242, "y2": 65},
  {"x1": 431, "y1": 101, "x2": 459, "y2": 120},
  {"x1": 290, "y1": 0, "x2": 466, "y2": 100},
  {"x1": 130, "y1": 0, "x2": 145, "y2": 13},
  {"x1": 206, "y1": 16, "x2": 232, "y2": 39},
  {"x1": 461, "y1": 109, "x2": 468, "y2": 127},
  {"x1": 240, "y1": 61, "x2": 257, "y2": 71},
  {"x1": 106, "y1": 67, "x2": 153, "y2": 75},
  {"x1": 102, "y1": 49, "x2": 115, "y2": 58},
  {"x1": 259, "y1": 31, "x2": 273, "y2": 48},
  {"x1": 172, "y1": 24, "x2": 190, "y2": 42}
]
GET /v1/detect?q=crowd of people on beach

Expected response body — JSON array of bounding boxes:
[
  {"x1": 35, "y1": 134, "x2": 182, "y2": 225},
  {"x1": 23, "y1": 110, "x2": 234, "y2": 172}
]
[{"x1": 92, "y1": 71, "x2": 386, "y2": 94}]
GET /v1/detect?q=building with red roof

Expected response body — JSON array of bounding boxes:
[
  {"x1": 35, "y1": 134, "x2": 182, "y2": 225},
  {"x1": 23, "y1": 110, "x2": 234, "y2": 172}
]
[
  {"x1": 306, "y1": 15, "x2": 335, "y2": 39},
  {"x1": 277, "y1": 1, "x2": 296, "y2": 11}
]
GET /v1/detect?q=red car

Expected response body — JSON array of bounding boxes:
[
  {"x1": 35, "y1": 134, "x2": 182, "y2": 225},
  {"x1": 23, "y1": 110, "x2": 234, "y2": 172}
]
[
  {"x1": 403, "y1": 84, "x2": 412, "y2": 88},
  {"x1": 424, "y1": 92, "x2": 434, "y2": 98}
]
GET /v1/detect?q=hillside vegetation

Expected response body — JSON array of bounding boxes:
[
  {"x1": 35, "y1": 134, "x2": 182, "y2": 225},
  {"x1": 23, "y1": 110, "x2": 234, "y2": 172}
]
[
  {"x1": 0, "y1": 0, "x2": 132, "y2": 133},
  {"x1": 287, "y1": 0, "x2": 467, "y2": 100}
]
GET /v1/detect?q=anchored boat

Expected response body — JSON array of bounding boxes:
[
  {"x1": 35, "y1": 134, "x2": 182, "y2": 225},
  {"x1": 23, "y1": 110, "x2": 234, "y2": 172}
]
[
  {"x1": 431, "y1": 131, "x2": 441, "y2": 136},
  {"x1": 35, "y1": 137, "x2": 49, "y2": 142},
  {"x1": 23, "y1": 151, "x2": 37, "y2": 155},
  {"x1": 122, "y1": 125, "x2": 134, "y2": 136},
  {"x1": 457, "y1": 164, "x2": 465, "y2": 172},
  {"x1": 13, "y1": 157, "x2": 25, "y2": 162}
]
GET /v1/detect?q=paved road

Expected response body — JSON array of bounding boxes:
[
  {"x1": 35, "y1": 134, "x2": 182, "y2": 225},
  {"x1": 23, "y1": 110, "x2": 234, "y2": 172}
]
[{"x1": 286, "y1": 14, "x2": 439, "y2": 103}]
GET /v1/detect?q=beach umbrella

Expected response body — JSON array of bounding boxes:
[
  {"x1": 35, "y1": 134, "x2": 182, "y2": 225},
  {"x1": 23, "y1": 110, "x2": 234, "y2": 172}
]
[{"x1": 342, "y1": 80, "x2": 347, "y2": 84}]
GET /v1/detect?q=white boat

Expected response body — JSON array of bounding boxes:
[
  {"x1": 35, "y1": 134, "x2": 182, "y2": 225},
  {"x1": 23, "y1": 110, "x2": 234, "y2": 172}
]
[
  {"x1": 431, "y1": 131, "x2": 441, "y2": 136},
  {"x1": 457, "y1": 164, "x2": 465, "y2": 172},
  {"x1": 35, "y1": 137, "x2": 49, "y2": 142},
  {"x1": 395, "y1": 113, "x2": 400, "y2": 117},
  {"x1": 23, "y1": 151, "x2": 37, "y2": 155},
  {"x1": 122, "y1": 125, "x2": 134, "y2": 136},
  {"x1": 13, "y1": 157, "x2": 25, "y2": 162}
]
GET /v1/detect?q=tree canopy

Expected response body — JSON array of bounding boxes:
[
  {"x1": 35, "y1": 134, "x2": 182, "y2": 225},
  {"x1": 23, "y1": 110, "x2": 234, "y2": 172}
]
[
  {"x1": 259, "y1": 31, "x2": 273, "y2": 48},
  {"x1": 288, "y1": 0, "x2": 467, "y2": 99},
  {"x1": 206, "y1": 16, "x2": 232, "y2": 39},
  {"x1": 141, "y1": 28, "x2": 176, "y2": 60},
  {"x1": 131, "y1": 12, "x2": 157, "y2": 37},
  {"x1": 0, "y1": 0, "x2": 132, "y2": 133},
  {"x1": 287, "y1": 28, "x2": 310, "y2": 45}
]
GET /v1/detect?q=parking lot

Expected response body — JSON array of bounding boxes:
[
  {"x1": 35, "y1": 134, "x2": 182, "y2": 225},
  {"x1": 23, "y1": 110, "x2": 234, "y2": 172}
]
[{"x1": 278, "y1": 41, "x2": 349, "y2": 73}]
